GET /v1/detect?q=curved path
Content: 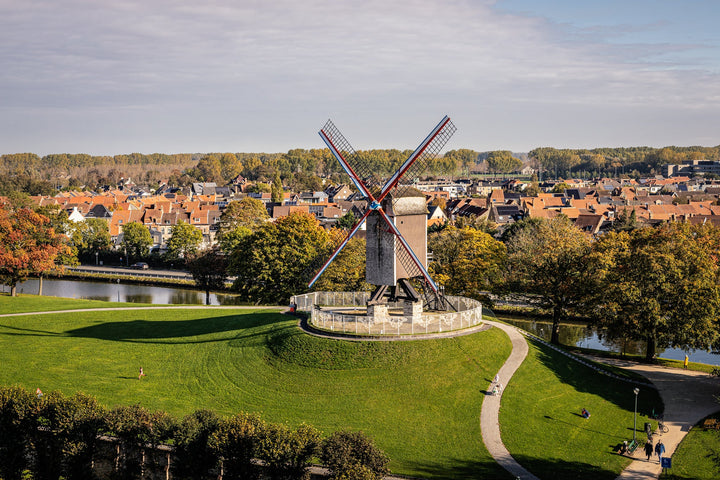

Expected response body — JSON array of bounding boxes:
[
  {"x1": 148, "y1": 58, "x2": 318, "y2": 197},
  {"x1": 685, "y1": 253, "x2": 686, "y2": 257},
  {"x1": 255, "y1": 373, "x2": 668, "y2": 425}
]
[
  {"x1": 480, "y1": 321, "x2": 540, "y2": 480},
  {"x1": 582, "y1": 356, "x2": 720, "y2": 480}
]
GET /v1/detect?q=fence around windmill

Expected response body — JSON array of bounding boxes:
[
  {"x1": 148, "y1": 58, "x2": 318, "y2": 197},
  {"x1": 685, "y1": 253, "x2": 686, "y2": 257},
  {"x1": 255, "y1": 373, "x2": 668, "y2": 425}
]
[{"x1": 291, "y1": 291, "x2": 483, "y2": 336}]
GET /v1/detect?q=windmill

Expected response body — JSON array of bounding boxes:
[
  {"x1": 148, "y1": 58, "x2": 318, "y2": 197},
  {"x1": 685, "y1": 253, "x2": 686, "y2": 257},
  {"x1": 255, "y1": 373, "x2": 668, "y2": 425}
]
[{"x1": 309, "y1": 116, "x2": 457, "y2": 311}]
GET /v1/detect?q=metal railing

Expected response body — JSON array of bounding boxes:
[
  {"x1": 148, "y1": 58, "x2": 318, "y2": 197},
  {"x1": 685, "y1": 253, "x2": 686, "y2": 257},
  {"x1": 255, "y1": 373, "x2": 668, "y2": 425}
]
[{"x1": 291, "y1": 291, "x2": 483, "y2": 336}]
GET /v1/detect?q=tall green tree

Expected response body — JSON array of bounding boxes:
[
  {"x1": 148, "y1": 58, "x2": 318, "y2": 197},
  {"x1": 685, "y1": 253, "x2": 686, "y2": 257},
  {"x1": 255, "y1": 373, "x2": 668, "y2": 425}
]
[
  {"x1": 504, "y1": 216, "x2": 597, "y2": 345},
  {"x1": 216, "y1": 197, "x2": 270, "y2": 254},
  {"x1": 313, "y1": 232, "x2": 369, "y2": 293},
  {"x1": 591, "y1": 223, "x2": 720, "y2": 360},
  {"x1": 229, "y1": 212, "x2": 329, "y2": 304},
  {"x1": 271, "y1": 172, "x2": 284, "y2": 203},
  {"x1": 188, "y1": 247, "x2": 229, "y2": 305},
  {"x1": 120, "y1": 221, "x2": 153, "y2": 261},
  {"x1": 166, "y1": 220, "x2": 203, "y2": 262},
  {"x1": 486, "y1": 151, "x2": 522, "y2": 175},
  {"x1": 428, "y1": 226, "x2": 506, "y2": 301}
]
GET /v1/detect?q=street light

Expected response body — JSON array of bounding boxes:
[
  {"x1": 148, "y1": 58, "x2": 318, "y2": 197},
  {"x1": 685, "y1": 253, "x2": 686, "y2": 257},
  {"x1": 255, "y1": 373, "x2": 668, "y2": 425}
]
[{"x1": 633, "y1": 387, "x2": 640, "y2": 442}]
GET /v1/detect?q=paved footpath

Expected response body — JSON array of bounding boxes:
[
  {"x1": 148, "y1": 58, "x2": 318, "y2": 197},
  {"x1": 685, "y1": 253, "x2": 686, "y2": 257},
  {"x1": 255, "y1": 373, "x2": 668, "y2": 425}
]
[
  {"x1": 480, "y1": 321, "x2": 540, "y2": 480},
  {"x1": 583, "y1": 357, "x2": 720, "y2": 480}
]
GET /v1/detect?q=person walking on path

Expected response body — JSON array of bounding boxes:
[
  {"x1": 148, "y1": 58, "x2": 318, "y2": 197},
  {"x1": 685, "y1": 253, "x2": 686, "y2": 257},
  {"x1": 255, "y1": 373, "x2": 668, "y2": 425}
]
[
  {"x1": 494, "y1": 373, "x2": 500, "y2": 384},
  {"x1": 644, "y1": 441, "x2": 653, "y2": 462},
  {"x1": 655, "y1": 440, "x2": 665, "y2": 463}
]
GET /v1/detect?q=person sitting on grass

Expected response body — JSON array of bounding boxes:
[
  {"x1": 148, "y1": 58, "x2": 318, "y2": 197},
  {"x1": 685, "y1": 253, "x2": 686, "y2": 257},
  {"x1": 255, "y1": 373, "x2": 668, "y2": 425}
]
[{"x1": 581, "y1": 408, "x2": 590, "y2": 419}]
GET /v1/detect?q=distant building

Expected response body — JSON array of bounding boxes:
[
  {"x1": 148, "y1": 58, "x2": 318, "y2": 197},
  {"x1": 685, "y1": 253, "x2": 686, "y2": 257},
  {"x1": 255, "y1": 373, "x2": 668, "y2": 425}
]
[{"x1": 664, "y1": 160, "x2": 720, "y2": 177}]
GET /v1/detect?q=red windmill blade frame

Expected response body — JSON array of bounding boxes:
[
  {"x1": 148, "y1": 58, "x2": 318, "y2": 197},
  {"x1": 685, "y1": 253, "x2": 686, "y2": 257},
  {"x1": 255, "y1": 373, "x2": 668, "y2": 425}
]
[{"x1": 308, "y1": 116, "x2": 456, "y2": 293}]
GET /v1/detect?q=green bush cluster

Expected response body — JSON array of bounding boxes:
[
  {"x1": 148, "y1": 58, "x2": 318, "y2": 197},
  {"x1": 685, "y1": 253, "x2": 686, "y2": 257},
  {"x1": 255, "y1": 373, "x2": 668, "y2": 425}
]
[{"x1": 0, "y1": 385, "x2": 389, "y2": 480}]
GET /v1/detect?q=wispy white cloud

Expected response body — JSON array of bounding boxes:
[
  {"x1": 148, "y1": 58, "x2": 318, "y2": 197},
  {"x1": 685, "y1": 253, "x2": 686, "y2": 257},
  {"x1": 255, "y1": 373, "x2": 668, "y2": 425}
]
[{"x1": 0, "y1": 0, "x2": 718, "y2": 154}]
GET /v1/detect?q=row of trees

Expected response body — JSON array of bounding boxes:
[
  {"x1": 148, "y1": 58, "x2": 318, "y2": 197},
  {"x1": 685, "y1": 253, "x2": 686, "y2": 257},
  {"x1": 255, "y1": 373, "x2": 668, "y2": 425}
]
[
  {"x1": 427, "y1": 216, "x2": 720, "y2": 360},
  {"x1": 529, "y1": 145, "x2": 720, "y2": 179},
  {"x1": 0, "y1": 385, "x2": 389, "y2": 480}
]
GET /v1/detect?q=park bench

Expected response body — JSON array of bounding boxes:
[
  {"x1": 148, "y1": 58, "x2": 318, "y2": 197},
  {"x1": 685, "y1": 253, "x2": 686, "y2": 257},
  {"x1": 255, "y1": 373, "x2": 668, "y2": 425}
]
[
  {"x1": 626, "y1": 439, "x2": 638, "y2": 454},
  {"x1": 702, "y1": 418, "x2": 718, "y2": 430}
]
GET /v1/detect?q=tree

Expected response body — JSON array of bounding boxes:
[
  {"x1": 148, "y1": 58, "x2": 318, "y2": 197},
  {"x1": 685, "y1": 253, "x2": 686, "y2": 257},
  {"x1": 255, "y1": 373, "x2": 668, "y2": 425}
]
[
  {"x1": 166, "y1": 220, "x2": 203, "y2": 263},
  {"x1": 216, "y1": 197, "x2": 270, "y2": 254},
  {"x1": 0, "y1": 386, "x2": 37, "y2": 480},
  {"x1": 188, "y1": 248, "x2": 229, "y2": 305},
  {"x1": 0, "y1": 206, "x2": 72, "y2": 296},
  {"x1": 120, "y1": 221, "x2": 153, "y2": 261},
  {"x1": 313, "y1": 232, "x2": 369, "y2": 293},
  {"x1": 172, "y1": 410, "x2": 221, "y2": 480},
  {"x1": 106, "y1": 405, "x2": 175, "y2": 480},
  {"x1": 271, "y1": 172, "x2": 284, "y2": 203},
  {"x1": 209, "y1": 412, "x2": 266, "y2": 480},
  {"x1": 193, "y1": 155, "x2": 223, "y2": 183},
  {"x1": 256, "y1": 423, "x2": 321, "y2": 480},
  {"x1": 428, "y1": 226, "x2": 506, "y2": 301},
  {"x1": 486, "y1": 151, "x2": 522, "y2": 176},
  {"x1": 67, "y1": 218, "x2": 113, "y2": 262},
  {"x1": 321, "y1": 430, "x2": 389, "y2": 480},
  {"x1": 229, "y1": 212, "x2": 329, "y2": 304},
  {"x1": 591, "y1": 223, "x2": 720, "y2": 361},
  {"x1": 503, "y1": 216, "x2": 597, "y2": 345},
  {"x1": 219, "y1": 153, "x2": 243, "y2": 183},
  {"x1": 613, "y1": 207, "x2": 638, "y2": 232},
  {"x1": 336, "y1": 211, "x2": 357, "y2": 231}
]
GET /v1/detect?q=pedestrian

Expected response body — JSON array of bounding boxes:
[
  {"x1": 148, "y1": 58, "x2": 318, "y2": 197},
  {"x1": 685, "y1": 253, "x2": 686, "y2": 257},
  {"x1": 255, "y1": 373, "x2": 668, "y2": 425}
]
[
  {"x1": 684, "y1": 354, "x2": 689, "y2": 369},
  {"x1": 138, "y1": 367, "x2": 146, "y2": 380},
  {"x1": 581, "y1": 408, "x2": 590, "y2": 419},
  {"x1": 492, "y1": 385, "x2": 498, "y2": 396},
  {"x1": 493, "y1": 373, "x2": 500, "y2": 384},
  {"x1": 644, "y1": 441, "x2": 653, "y2": 461},
  {"x1": 655, "y1": 440, "x2": 665, "y2": 463}
]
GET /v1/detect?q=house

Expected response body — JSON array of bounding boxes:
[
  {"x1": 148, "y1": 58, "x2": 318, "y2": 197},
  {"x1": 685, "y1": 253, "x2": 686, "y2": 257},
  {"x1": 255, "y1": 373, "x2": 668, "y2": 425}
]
[{"x1": 427, "y1": 205, "x2": 448, "y2": 227}]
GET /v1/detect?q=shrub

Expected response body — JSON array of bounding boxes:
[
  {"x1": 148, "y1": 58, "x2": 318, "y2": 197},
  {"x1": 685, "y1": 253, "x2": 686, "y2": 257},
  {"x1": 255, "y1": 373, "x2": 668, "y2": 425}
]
[
  {"x1": 321, "y1": 430, "x2": 389, "y2": 480},
  {"x1": 0, "y1": 385, "x2": 37, "y2": 480},
  {"x1": 256, "y1": 423, "x2": 321, "y2": 480},
  {"x1": 172, "y1": 410, "x2": 221, "y2": 480},
  {"x1": 209, "y1": 412, "x2": 266, "y2": 480}
]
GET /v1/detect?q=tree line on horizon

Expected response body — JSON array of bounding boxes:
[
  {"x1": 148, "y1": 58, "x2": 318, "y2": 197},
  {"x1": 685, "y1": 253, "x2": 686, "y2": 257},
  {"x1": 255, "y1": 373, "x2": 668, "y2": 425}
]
[{"x1": 1, "y1": 144, "x2": 719, "y2": 197}]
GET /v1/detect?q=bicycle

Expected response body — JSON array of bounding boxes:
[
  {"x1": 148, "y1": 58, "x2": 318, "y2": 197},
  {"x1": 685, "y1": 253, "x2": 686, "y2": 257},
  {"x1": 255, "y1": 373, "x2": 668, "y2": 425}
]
[{"x1": 657, "y1": 420, "x2": 669, "y2": 434}]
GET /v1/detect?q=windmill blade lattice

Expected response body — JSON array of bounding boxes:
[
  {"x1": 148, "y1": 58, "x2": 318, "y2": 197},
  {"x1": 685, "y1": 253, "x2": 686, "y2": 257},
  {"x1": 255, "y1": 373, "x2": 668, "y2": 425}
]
[{"x1": 309, "y1": 116, "x2": 456, "y2": 293}]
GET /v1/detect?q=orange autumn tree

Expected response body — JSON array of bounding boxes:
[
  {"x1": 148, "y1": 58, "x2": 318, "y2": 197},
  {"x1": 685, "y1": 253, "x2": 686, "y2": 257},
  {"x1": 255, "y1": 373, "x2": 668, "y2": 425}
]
[{"x1": 0, "y1": 205, "x2": 72, "y2": 296}]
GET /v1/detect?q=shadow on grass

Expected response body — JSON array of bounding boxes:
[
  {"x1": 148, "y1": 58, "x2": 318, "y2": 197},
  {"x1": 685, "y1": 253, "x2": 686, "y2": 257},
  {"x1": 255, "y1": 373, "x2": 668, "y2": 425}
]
[
  {"x1": 532, "y1": 341, "x2": 663, "y2": 417},
  {"x1": 543, "y1": 414, "x2": 626, "y2": 439},
  {"x1": 56, "y1": 312, "x2": 283, "y2": 344},
  {"x1": 511, "y1": 455, "x2": 621, "y2": 480},
  {"x1": 401, "y1": 458, "x2": 515, "y2": 480},
  {"x1": 404, "y1": 456, "x2": 620, "y2": 480}
]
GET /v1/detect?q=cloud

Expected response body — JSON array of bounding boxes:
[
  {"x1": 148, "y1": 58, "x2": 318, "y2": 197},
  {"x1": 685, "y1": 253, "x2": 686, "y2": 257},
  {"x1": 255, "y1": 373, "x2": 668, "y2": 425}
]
[{"x1": 0, "y1": 0, "x2": 718, "y2": 154}]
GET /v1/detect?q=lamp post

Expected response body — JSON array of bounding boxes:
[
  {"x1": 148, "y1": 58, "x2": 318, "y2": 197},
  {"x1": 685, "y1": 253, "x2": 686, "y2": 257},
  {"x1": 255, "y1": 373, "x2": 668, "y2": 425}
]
[{"x1": 633, "y1": 387, "x2": 640, "y2": 442}]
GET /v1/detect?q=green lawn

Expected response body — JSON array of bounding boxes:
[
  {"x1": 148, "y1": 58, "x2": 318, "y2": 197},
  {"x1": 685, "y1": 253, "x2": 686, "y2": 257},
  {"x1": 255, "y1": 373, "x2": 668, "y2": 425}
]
[
  {"x1": 0, "y1": 296, "x2": 512, "y2": 479},
  {"x1": 0, "y1": 293, "x2": 154, "y2": 314},
  {"x1": 660, "y1": 414, "x2": 720, "y2": 480},
  {"x1": 500, "y1": 339, "x2": 663, "y2": 480}
]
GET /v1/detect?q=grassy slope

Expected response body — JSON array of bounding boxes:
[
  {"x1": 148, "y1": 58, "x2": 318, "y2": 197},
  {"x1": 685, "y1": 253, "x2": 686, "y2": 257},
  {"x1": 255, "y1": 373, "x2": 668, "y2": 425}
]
[
  {"x1": 500, "y1": 340, "x2": 664, "y2": 480},
  {"x1": 660, "y1": 413, "x2": 720, "y2": 480},
  {"x1": 0, "y1": 297, "x2": 512, "y2": 479}
]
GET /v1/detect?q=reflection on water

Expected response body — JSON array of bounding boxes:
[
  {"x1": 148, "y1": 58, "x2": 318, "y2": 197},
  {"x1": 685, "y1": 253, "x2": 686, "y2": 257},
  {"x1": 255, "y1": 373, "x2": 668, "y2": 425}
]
[
  {"x1": 12, "y1": 278, "x2": 247, "y2": 307},
  {"x1": 501, "y1": 317, "x2": 720, "y2": 366}
]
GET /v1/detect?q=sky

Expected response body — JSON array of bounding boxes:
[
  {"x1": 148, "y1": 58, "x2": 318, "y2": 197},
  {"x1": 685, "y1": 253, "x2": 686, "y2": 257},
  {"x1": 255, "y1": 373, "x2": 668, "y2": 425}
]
[{"x1": 1, "y1": 0, "x2": 719, "y2": 156}]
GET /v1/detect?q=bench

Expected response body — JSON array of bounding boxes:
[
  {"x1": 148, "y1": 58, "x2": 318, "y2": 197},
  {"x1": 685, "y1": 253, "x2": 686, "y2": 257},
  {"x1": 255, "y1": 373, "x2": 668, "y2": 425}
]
[
  {"x1": 627, "y1": 440, "x2": 639, "y2": 454},
  {"x1": 703, "y1": 418, "x2": 718, "y2": 430}
]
